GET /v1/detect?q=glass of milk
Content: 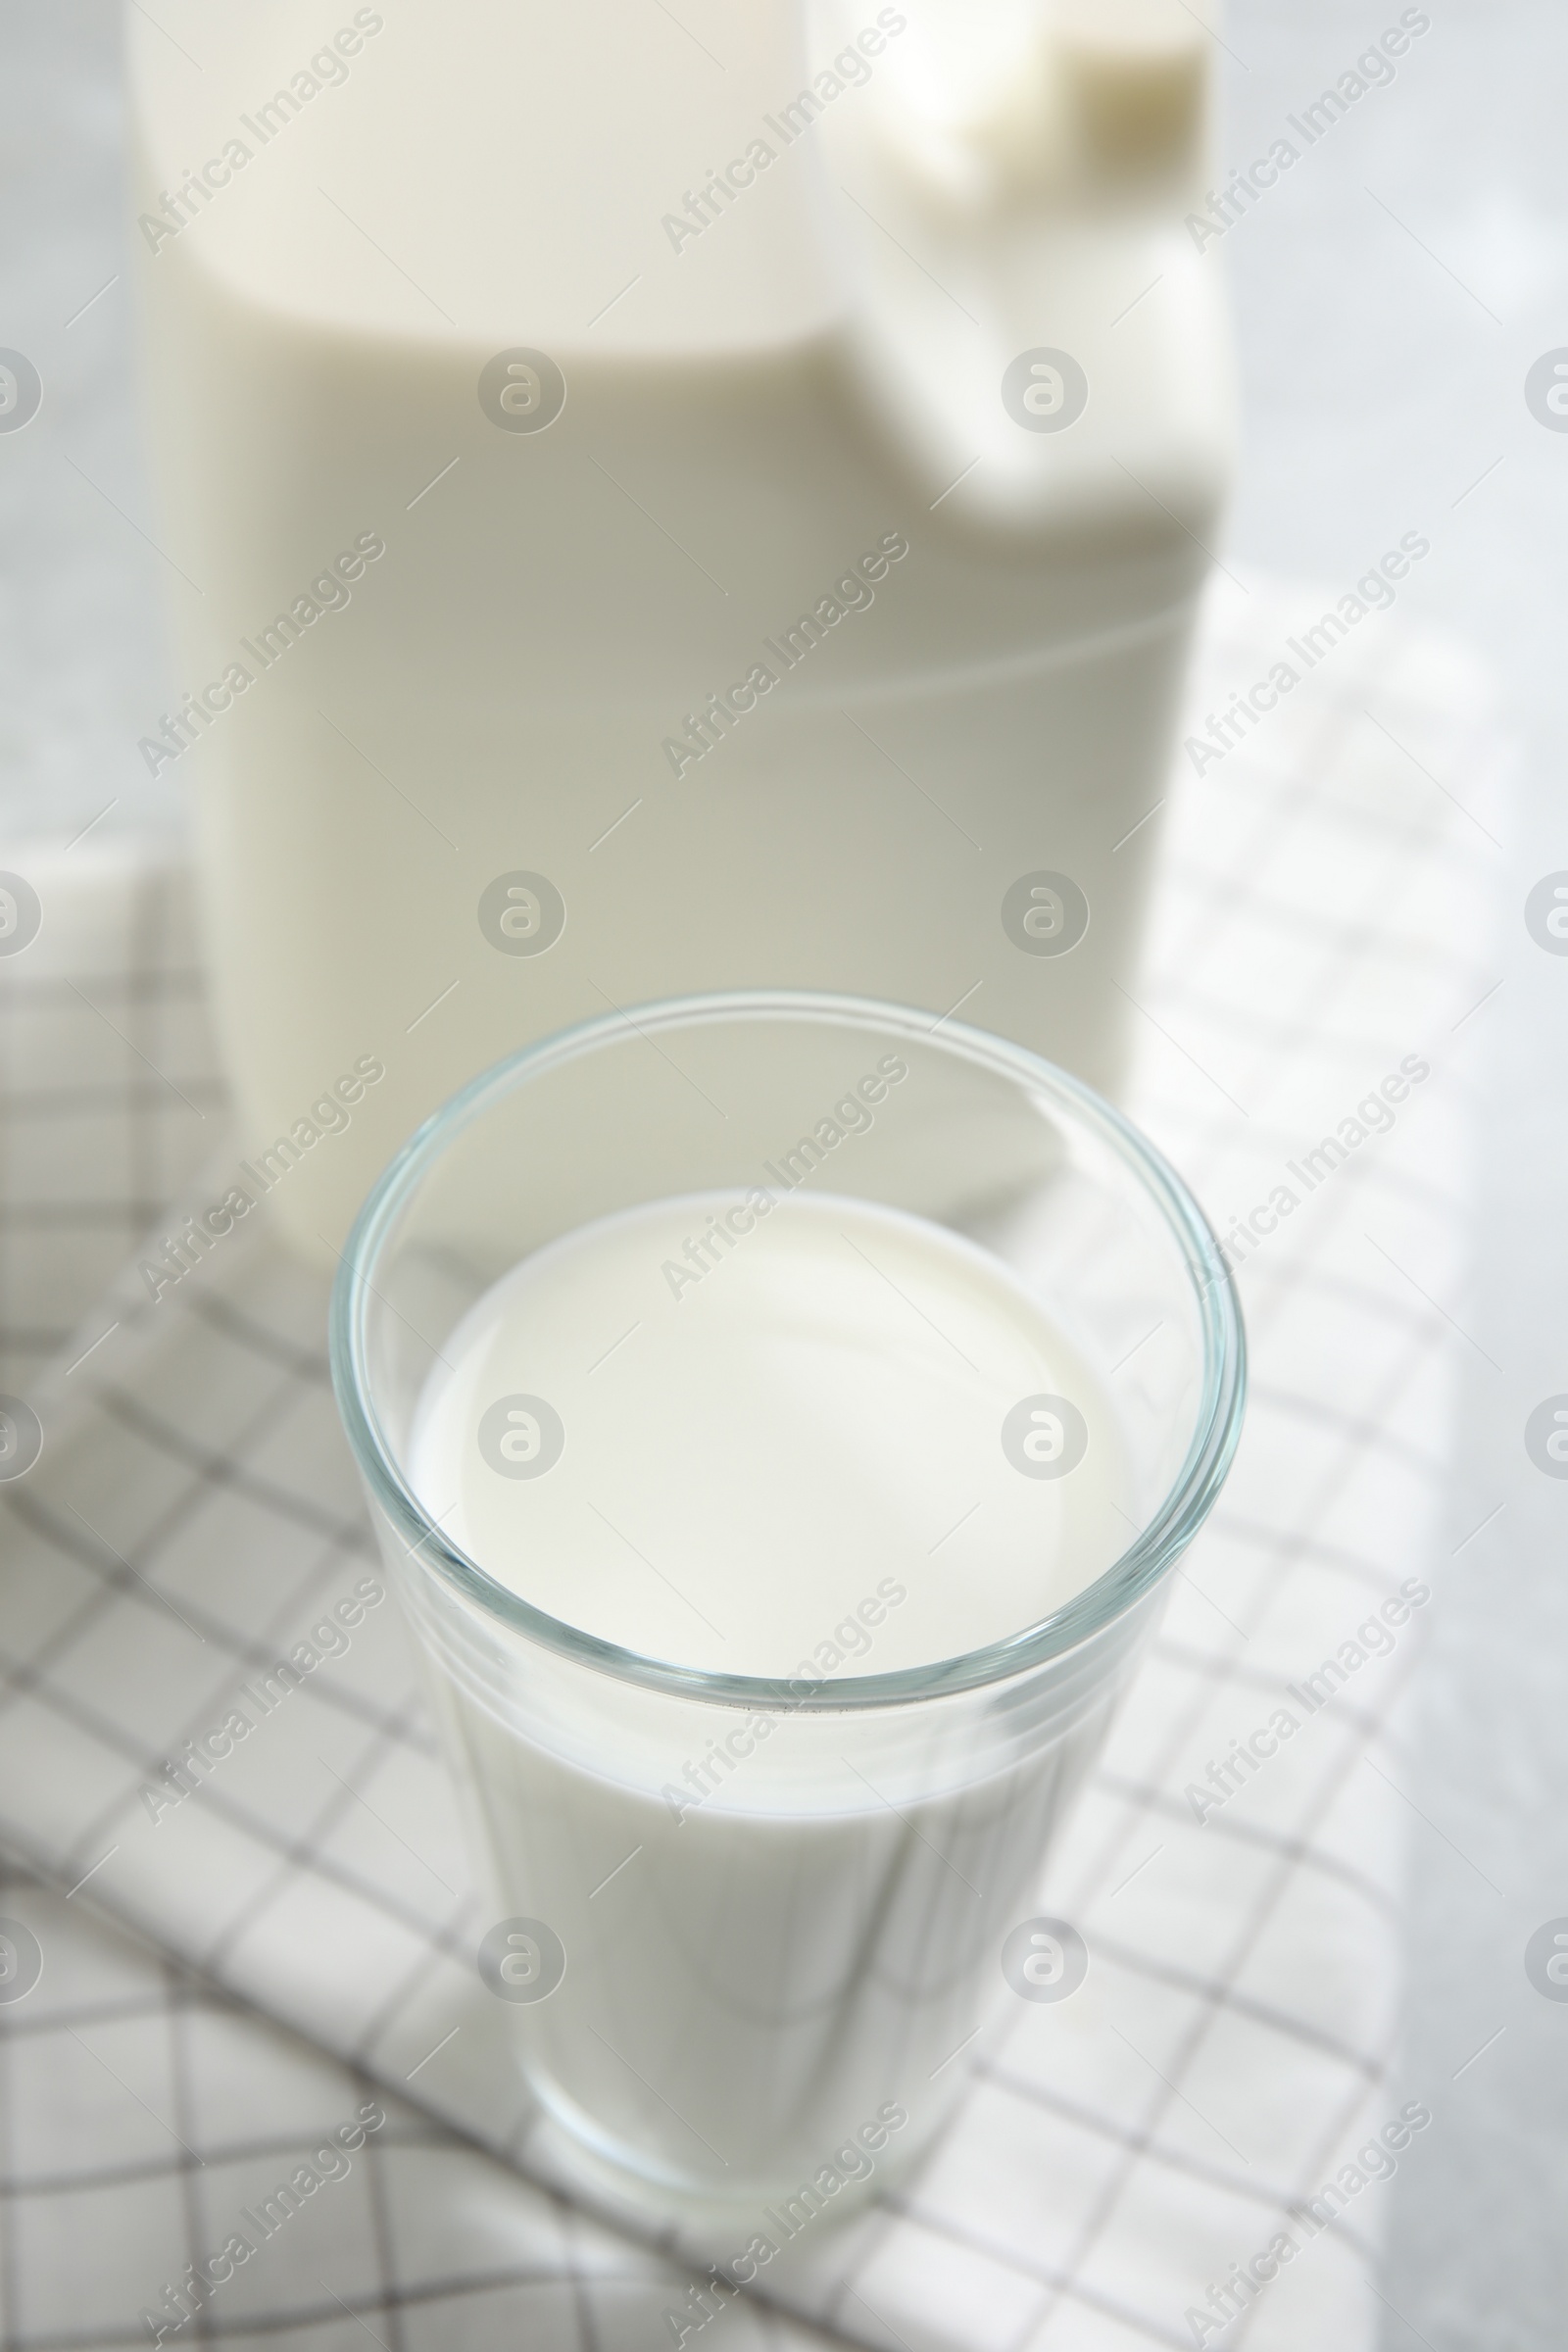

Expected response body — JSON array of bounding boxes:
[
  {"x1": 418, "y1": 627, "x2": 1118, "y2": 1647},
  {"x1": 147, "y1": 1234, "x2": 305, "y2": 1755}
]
[{"x1": 329, "y1": 991, "x2": 1244, "y2": 2225}]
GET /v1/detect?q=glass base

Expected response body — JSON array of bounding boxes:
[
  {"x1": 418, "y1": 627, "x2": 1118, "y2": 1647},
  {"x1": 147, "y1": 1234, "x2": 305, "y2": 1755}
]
[{"x1": 522, "y1": 2066, "x2": 947, "y2": 2267}]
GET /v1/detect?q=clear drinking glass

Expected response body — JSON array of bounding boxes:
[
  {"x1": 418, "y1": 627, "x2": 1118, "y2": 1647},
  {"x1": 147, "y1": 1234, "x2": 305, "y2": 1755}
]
[{"x1": 329, "y1": 992, "x2": 1245, "y2": 2223}]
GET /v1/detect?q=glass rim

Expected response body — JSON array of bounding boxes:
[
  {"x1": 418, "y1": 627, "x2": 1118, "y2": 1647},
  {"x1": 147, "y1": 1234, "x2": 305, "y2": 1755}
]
[{"x1": 328, "y1": 988, "x2": 1247, "y2": 1711}]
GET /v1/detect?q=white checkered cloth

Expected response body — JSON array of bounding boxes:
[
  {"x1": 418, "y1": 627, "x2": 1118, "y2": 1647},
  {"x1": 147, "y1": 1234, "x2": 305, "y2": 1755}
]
[{"x1": 0, "y1": 579, "x2": 1505, "y2": 2352}]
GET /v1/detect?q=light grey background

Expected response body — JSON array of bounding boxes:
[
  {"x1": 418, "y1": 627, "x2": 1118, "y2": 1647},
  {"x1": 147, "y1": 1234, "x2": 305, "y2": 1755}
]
[{"x1": 1, "y1": 5, "x2": 1564, "y2": 2345}]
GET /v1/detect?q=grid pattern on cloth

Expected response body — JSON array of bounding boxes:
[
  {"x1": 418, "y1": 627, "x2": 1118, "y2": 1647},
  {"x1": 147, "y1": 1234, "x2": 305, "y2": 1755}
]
[
  {"x1": 0, "y1": 1858, "x2": 806, "y2": 2352},
  {"x1": 0, "y1": 581, "x2": 1505, "y2": 2352},
  {"x1": 0, "y1": 851, "x2": 220, "y2": 1400}
]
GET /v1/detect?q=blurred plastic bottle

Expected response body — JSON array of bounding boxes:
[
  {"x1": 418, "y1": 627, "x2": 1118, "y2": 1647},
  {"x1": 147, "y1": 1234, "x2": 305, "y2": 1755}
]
[{"x1": 129, "y1": 0, "x2": 1232, "y2": 1250}]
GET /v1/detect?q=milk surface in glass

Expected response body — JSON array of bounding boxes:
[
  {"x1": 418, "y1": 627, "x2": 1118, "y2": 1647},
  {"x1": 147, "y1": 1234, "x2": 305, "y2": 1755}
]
[{"x1": 407, "y1": 1188, "x2": 1132, "y2": 2203}]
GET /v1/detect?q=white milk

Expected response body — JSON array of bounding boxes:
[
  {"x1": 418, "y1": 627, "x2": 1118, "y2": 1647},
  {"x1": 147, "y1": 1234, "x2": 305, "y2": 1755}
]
[
  {"x1": 128, "y1": 0, "x2": 1233, "y2": 1253},
  {"x1": 407, "y1": 1191, "x2": 1133, "y2": 2206},
  {"x1": 411, "y1": 1190, "x2": 1128, "y2": 1670}
]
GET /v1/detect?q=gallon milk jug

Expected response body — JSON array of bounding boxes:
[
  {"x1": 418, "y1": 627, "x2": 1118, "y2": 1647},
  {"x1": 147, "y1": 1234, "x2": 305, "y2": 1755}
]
[{"x1": 128, "y1": 0, "x2": 1232, "y2": 1253}]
